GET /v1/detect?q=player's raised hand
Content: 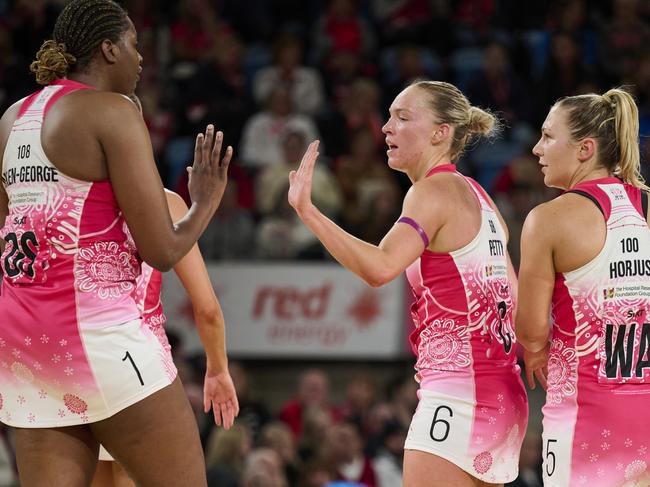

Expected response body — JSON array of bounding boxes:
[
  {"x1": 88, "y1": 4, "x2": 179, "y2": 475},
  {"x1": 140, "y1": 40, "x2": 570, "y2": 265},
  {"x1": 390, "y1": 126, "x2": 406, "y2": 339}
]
[
  {"x1": 187, "y1": 125, "x2": 232, "y2": 211},
  {"x1": 288, "y1": 140, "x2": 319, "y2": 216}
]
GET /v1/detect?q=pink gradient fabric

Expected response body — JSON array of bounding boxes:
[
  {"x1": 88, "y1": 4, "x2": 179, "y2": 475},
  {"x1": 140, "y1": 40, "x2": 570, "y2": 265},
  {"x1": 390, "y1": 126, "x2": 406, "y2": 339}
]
[
  {"x1": 544, "y1": 178, "x2": 650, "y2": 486},
  {"x1": 403, "y1": 164, "x2": 527, "y2": 482}
]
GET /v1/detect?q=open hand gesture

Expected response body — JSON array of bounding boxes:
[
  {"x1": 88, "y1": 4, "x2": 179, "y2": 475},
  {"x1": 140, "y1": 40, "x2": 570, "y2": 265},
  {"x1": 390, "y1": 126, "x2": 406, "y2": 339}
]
[
  {"x1": 203, "y1": 369, "x2": 240, "y2": 430},
  {"x1": 187, "y1": 125, "x2": 233, "y2": 211},
  {"x1": 288, "y1": 140, "x2": 319, "y2": 216}
]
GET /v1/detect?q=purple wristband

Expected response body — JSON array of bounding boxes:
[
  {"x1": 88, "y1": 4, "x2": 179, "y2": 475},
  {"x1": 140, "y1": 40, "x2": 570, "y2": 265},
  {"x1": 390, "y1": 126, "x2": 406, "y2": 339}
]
[{"x1": 397, "y1": 217, "x2": 430, "y2": 247}]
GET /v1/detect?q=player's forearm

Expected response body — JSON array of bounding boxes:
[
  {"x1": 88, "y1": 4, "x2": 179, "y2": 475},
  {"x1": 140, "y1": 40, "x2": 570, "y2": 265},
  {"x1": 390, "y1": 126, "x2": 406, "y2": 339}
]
[
  {"x1": 516, "y1": 319, "x2": 550, "y2": 353},
  {"x1": 193, "y1": 308, "x2": 228, "y2": 373},
  {"x1": 299, "y1": 205, "x2": 395, "y2": 287}
]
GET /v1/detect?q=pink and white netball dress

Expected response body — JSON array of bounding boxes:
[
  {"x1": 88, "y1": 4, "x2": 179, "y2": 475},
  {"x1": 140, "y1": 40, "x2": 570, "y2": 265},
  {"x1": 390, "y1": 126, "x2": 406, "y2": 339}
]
[
  {"x1": 99, "y1": 260, "x2": 176, "y2": 460},
  {"x1": 543, "y1": 177, "x2": 650, "y2": 486},
  {"x1": 403, "y1": 164, "x2": 527, "y2": 483},
  {"x1": 0, "y1": 79, "x2": 176, "y2": 428},
  {"x1": 131, "y1": 261, "x2": 175, "y2": 380}
]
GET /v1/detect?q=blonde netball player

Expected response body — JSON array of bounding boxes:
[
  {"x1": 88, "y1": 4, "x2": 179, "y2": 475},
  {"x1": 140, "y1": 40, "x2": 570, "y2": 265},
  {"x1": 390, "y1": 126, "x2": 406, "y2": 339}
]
[
  {"x1": 516, "y1": 88, "x2": 650, "y2": 486},
  {"x1": 288, "y1": 80, "x2": 528, "y2": 486}
]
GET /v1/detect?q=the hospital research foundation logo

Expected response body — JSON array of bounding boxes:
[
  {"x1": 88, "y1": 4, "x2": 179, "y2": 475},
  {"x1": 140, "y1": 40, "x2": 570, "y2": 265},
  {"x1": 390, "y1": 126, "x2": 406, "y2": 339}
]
[
  {"x1": 603, "y1": 287, "x2": 616, "y2": 300},
  {"x1": 250, "y1": 282, "x2": 382, "y2": 346}
]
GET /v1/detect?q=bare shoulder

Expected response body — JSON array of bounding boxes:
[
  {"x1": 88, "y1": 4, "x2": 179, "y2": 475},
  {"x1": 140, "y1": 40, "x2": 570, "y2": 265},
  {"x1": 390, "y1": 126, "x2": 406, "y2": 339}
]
[
  {"x1": 58, "y1": 90, "x2": 139, "y2": 123},
  {"x1": 552, "y1": 191, "x2": 604, "y2": 220},
  {"x1": 1, "y1": 98, "x2": 26, "y2": 133},
  {"x1": 1, "y1": 98, "x2": 26, "y2": 167},
  {"x1": 523, "y1": 197, "x2": 566, "y2": 230},
  {"x1": 407, "y1": 172, "x2": 458, "y2": 206},
  {"x1": 523, "y1": 192, "x2": 601, "y2": 240}
]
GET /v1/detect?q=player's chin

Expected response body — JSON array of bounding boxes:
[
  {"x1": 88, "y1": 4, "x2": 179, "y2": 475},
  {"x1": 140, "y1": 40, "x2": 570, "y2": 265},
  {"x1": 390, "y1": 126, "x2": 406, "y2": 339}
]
[
  {"x1": 386, "y1": 156, "x2": 403, "y2": 171},
  {"x1": 542, "y1": 172, "x2": 556, "y2": 189}
]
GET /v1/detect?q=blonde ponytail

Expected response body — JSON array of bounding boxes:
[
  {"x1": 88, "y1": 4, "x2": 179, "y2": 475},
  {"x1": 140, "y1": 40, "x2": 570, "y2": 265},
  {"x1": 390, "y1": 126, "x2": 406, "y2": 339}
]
[
  {"x1": 556, "y1": 87, "x2": 648, "y2": 191},
  {"x1": 603, "y1": 89, "x2": 647, "y2": 190}
]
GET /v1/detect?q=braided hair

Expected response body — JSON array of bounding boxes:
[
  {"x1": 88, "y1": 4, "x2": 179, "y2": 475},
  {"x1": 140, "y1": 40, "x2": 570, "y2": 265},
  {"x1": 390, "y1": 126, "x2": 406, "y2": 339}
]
[{"x1": 30, "y1": 0, "x2": 129, "y2": 85}]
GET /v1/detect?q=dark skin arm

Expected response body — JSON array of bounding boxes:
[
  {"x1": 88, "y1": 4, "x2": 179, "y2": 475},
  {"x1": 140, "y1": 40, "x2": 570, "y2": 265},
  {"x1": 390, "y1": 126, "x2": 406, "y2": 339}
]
[
  {"x1": 37, "y1": 90, "x2": 232, "y2": 271},
  {"x1": 97, "y1": 93, "x2": 231, "y2": 270}
]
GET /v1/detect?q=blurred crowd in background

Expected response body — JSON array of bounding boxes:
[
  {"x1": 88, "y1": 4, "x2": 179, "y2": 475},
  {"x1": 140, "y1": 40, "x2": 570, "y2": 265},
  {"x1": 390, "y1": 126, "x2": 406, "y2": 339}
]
[{"x1": 0, "y1": 0, "x2": 649, "y2": 485}]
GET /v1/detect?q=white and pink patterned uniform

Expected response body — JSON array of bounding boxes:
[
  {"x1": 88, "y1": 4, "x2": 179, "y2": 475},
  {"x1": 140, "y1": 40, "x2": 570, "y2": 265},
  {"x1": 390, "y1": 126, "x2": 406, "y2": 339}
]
[
  {"x1": 403, "y1": 164, "x2": 527, "y2": 483},
  {"x1": 543, "y1": 177, "x2": 650, "y2": 486},
  {"x1": 0, "y1": 79, "x2": 176, "y2": 428},
  {"x1": 132, "y1": 262, "x2": 175, "y2": 376},
  {"x1": 99, "y1": 260, "x2": 176, "y2": 461}
]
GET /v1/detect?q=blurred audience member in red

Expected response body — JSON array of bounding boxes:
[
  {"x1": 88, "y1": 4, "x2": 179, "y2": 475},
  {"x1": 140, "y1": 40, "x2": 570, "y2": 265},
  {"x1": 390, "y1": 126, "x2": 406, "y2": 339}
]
[{"x1": 279, "y1": 369, "x2": 340, "y2": 440}]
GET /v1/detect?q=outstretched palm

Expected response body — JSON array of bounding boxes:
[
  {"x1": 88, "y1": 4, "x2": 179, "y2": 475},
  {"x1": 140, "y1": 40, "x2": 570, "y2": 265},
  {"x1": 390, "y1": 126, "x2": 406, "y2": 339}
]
[
  {"x1": 204, "y1": 370, "x2": 240, "y2": 429},
  {"x1": 288, "y1": 140, "x2": 320, "y2": 215}
]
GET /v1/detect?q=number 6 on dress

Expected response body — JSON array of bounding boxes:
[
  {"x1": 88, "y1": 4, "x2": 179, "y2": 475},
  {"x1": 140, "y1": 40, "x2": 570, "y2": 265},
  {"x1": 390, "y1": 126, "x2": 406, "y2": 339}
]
[{"x1": 430, "y1": 405, "x2": 453, "y2": 442}]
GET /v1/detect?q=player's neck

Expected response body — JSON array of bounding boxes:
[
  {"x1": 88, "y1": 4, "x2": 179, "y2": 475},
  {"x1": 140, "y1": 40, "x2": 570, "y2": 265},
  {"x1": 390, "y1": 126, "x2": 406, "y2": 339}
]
[{"x1": 66, "y1": 72, "x2": 112, "y2": 93}]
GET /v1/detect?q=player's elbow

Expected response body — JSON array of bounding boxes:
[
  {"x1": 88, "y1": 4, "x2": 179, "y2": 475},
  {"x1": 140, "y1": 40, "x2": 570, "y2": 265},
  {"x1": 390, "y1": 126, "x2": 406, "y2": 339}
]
[
  {"x1": 363, "y1": 267, "x2": 397, "y2": 288},
  {"x1": 193, "y1": 303, "x2": 222, "y2": 325},
  {"x1": 147, "y1": 260, "x2": 174, "y2": 273},
  {"x1": 140, "y1": 249, "x2": 178, "y2": 273}
]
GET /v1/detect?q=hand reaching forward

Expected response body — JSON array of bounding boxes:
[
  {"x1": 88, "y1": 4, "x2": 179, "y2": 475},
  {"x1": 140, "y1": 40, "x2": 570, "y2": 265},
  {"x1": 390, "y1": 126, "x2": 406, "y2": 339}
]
[
  {"x1": 204, "y1": 369, "x2": 240, "y2": 430},
  {"x1": 288, "y1": 140, "x2": 320, "y2": 216},
  {"x1": 187, "y1": 125, "x2": 233, "y2": 211},
  {"x1": 524, "y1": 343, "x2": 550, "y2": 391}
]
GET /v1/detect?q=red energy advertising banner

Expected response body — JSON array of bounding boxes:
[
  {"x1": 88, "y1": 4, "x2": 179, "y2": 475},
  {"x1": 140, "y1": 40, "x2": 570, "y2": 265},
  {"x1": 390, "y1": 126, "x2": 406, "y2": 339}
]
[{"x1": 161, "y1": 263, "x2": 409, "y2": 359}]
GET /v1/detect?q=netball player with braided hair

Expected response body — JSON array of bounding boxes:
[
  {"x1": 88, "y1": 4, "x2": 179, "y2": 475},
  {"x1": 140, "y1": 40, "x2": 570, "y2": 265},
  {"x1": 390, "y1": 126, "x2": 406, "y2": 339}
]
[
  {"x1": 516, "y1": 88, "x2": 650, "y2": 486},
  {"x1": 0, "y1": 1, "x2": 232, "y2": 485},
  {"x1": 289, "y1": 80, "x2": 528, "y2": 486}
]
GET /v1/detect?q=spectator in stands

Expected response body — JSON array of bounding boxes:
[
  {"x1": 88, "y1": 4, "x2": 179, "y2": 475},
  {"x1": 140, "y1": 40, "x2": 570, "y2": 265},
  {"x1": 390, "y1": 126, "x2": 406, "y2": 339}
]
[
  {"x1": 279, "y1": 369, "x2": 340, "y2": 439},
  {"x1": 241, "y1": 448, "x2": 288, "y2": 487},
  {"x1": 259, "y1": 422, "x2": 300, "y2": 486},
  {"x1": 253, "y1": 34, "x2": 325, "y2": 116},
  {"x1": 257, "y1": 129, "x2": 342, "y2": 220},
  {"x1": 338, "y1": 373, "x2": 377, "y2": 441},
  {"x1": 205, "y1": 424, "x2": 252, "y2": 487},
  {"x1": 321, "y1": 421, "x2": 377, "y2": 486},
  {"x1": 240, "y1": 86, "x2": 320, "y2": 169},
  {"x1": 298, "y1": 405, "x2": 335, "y2": 464},
  {"x1": 199, "y1": 182, "x2": 256, "y2": 260},
  {"x1": 372, "y1": 420, "x2": 407, "y2": 487}
]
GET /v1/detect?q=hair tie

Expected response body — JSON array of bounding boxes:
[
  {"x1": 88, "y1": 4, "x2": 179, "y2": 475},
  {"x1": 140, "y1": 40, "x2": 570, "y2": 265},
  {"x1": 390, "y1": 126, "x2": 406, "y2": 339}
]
[{"x1": 602, "y1": 95, "x2": 616, "y2": 110}]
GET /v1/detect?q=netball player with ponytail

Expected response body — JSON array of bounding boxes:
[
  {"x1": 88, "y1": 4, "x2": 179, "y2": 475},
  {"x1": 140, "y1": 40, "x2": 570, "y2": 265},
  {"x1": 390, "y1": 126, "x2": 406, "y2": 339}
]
[
  {"x1": 0, "y1": 1, "x2": 231, "y2": 485},
  {"x1": 516, "y1": 88, "x2": 650, "y2": 486},
  {"x1": 289, "y1": 80, "x2": 527, "y2": 486}
]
